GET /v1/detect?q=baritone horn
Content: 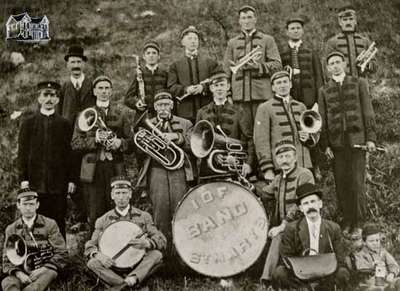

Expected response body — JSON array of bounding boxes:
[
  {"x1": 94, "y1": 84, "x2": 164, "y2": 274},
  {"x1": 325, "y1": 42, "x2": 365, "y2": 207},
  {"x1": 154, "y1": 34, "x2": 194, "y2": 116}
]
[
  {"x1": 299, "y1": 103, "x2": 321, "y2": 146},
  {"x1": 230, "y1": 46, "x2": 262, "y2": 75},
  {"x1": 356, "y1": 41, "x2": 378, "y2": 73},
  {"x1": 190, "y1": 120, "x2": 247, "y2": 174},
  {"x1": 134, "y1": 116, "x2": 185, "y2": 171}
]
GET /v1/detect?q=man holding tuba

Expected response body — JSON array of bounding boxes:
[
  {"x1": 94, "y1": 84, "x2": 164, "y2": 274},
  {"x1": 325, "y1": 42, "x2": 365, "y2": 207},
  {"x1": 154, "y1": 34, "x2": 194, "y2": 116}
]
[
  {"x1": 85, "y1": 176, "x2": 166, "y2": 290},
  {"x1": 136, "y1": 91, "x2": 193, "y2": 259},
  {"x1": 254, "y1": 71, "x2": 316, "y2": 184},
  {"x1": 194, "y1": 70, "x2": 255, "y2": 182},
  {"x1": 71, "y1": 75, "x2": 136, "y2": 233},
  {"x1": 2, "y1": 189, "x2": 69, "y2": 291}
]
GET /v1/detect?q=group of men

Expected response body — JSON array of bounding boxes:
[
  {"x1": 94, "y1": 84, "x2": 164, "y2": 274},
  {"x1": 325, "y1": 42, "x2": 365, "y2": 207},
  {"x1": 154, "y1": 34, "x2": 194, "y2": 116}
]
[{"x1": 2, "y1": 3, "x2": 397, "y2": 291}]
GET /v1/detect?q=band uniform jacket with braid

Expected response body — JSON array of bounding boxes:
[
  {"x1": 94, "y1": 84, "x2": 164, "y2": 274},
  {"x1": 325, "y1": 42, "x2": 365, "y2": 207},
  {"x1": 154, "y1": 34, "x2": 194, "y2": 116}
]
[
  {"x1": 84, "y1": 207, "x2": 167, "y2": 258},
  {"x1": 261, "y1": 166, "x2": 314, "y2": 226},
  {"x1": 223, "y1": 30, "x2": 282, "y2": 102},
  {"x1": 18, "y1": 112, "x2": 75, "y2": 194},
  {"x1": 318, "y1": 76, "x2": 376, "y2": 149},
  {"x1": 124, "y1": 66, "x2": 168, "y2": 116},
  {"x1": 254, "y1": 96, "x2": 313, "y2": 172},
  {"x1": 58, "y1": 75, "x2": 95, "y2": 124},
  {"x1": 325, "y1": 32, "x2": 375, "y2": 77},
  {"x1": 196, "y1": 102, "x2": 255, "y2": 175},
  {"x1": 2, "y1": 215, "x2": 68, "y2": 275},
  {"x1": 279, "y1": 42, "x2": 324, "y2": 108},
  {"x1": 167, "y1": 54, "x2": 218, "y2": 121}
]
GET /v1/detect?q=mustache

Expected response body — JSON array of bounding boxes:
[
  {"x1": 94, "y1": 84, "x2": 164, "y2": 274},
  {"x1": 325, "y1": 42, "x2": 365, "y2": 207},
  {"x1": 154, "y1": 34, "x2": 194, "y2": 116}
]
[
  {"x1": 72, "y1": 67, "x2": 81, "y2": 71},
  {"x1": 306, "y1": 208, "x2": 318, "y2": 214}
]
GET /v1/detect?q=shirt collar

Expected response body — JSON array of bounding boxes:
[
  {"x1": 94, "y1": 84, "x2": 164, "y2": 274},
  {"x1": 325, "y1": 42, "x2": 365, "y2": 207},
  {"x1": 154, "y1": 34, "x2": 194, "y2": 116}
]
[
  {"x1": 242, "y1": 29, "x2": 256, "y2": 37},
  {"x1": 22, "y1": 215, "x2": 37, "y2": 228},
  {"x1": 115, "y1": 205, "x2": 130, "y2": 217},
  {"x1": 145, "y1": 64, "x2": 158, "y2": 73},
  {"x1": 185, "y1": 49, "x2": 198, "y2": 59},
  {"x1": 96, "y1": 100, "x2": 110, "y2": 108},
  {"x1": 332, "y1": 72, "x2": 346, "y2": 84},
  {"x1": 306, "y1": 216, "x2": 322, "y2": 228},
  {"x1": 40, "y1": 108, "x2": 55, "y2": 116},
  {"x1": 288, "y1": 39, "x2": 303, "y2": 50},
  {"x1": 213, "y1": 98, "x2": 227, "y2": 106},
  {"x1": 275, "y1": 94, "x2": 291, "y2": 104},
  {"x1": 70, "y1": 73, "x2": 85, "y2": 86}
]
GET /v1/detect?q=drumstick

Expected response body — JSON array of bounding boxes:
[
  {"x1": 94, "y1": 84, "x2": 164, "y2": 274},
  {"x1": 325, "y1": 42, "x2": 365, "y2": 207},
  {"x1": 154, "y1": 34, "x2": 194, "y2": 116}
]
[{"x1": 112, "y1": 232, "x2": 147, "y2": 261}]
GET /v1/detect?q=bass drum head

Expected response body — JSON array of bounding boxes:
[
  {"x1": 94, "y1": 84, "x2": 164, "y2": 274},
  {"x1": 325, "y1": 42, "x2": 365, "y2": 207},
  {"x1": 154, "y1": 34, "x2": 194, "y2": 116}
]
[
  {"x1": 172, "y1": 181, "x2": 268, "y2": 277},
  {"x1": 98, "y1": 220, "x2": 145, "y2": 270}
]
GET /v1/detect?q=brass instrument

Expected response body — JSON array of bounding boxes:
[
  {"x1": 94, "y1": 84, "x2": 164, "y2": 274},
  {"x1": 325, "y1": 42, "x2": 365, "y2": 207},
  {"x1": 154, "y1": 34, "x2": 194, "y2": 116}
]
[
  {"x1": 353, "y1": 144, "x2": 386, "y2": 153},
  {"x1": 176, "y1": 78, "x2": 212, "y2": 102},
  {"x1": 356, "y1": 41, "x2": 378, "y2": 73},
  {"x1": 132, "y1": 54, "x2": 147, "y2": 110},
  {"x1": 77, "y1": 107, "x2": 116, "y2": 150},
  {"x1": 5, "y1": 234, "x2": 54, "y2": 274},
  {"x1": 299, "y1": 103, "x2": 321, "y2": 147},
  {"x1": 134, "y1": 116, "x2": 185, "y2": 170},
  {"x1": 230, "y1": 46, "x2": 262, "y2": 75},
  {"x1": 190, "y1": 120, "x2": 247, "y2": 174}
]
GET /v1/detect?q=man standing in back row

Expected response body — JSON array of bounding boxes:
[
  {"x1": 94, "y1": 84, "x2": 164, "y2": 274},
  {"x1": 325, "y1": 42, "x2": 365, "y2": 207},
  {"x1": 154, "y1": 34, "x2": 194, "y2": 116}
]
[{"x1": 224, "y1": 5, "x2": 281, "y2": 121}]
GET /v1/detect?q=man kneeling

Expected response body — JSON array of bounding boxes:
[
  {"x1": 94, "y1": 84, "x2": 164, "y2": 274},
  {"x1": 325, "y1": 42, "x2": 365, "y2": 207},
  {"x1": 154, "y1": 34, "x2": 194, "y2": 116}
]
[
  {"x1": 272, "y1": 183, "x2": 350, "y2": 290},
  {"x1": 85, "y1": 176, "x2": 166, "y2": 289}
]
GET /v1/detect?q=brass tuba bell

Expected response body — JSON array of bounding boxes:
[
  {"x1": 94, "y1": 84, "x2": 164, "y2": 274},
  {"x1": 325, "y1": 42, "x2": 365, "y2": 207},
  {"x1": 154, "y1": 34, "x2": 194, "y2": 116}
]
[
  {"x1": 5, "y1": 234, "x2": 27, "y2": 267},
  {"x1": 299, "y1": 103, "x2": 322, "y2": 134}
]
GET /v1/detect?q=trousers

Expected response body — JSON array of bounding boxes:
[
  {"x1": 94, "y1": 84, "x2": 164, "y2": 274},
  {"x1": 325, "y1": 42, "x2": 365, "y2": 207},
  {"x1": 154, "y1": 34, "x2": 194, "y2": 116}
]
[
  {"x1": 1, "y1": 269, "x2": 57, "y2": 291},
  {"x1": 37, "y1": 193, "x2": 67, "y2": 238},
  {"x1": 87, "y1": 250, "x2": 163, "y2": 286}
]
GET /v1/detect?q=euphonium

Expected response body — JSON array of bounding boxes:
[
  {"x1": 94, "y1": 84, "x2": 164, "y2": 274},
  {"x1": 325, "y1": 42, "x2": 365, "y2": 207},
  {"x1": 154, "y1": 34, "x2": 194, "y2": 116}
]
[
  {"x1": 299, "y1": 103, "x2": 321, "y2": 147},
  {"x1": 5, "y1": 234, "x2": 54, "y2": 274},
  {"x1": 77, "y1": 107, "x2": 116, "y2": 149},
  {"x1": 134, "y1": 116, "x2": 185, "y2": 170},
  {"x1": 190, "y1": 120, "x2": 247, "y2": 174}
]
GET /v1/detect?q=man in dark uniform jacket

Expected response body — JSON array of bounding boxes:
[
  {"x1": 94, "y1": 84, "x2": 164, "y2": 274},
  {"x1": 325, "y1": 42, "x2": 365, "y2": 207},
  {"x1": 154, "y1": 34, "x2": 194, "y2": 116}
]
[
  {"x1": 195, "y1": 71, "x2": 254, "y2": 181},
  {"x1": 2, "y1": 189, "x2": 69, "y2": 291},
  {"x1": 318, "y1": 51, "x2": 376, "y2": 234},
  {"x1": 124, "y1": 40, "x2": 168, "y2": 118},
  {"x1": 272, "y1": 183, "x2": 350, "y2": 290},
  {"x1": 18, "y1": 81, "x2": 76, "y2": 237},
  {"x1": 71, "y1": 75, "x2": 136, "y2": 233},
  {"x1": 58, "y1": 45, "x2": 95, "y2": 229},
  {"x1": 325, "y1": 4, "x2": 376, "y2": 78},
  {"x1": 168, "y1": 26, "x2": 218, "y2": 123}
]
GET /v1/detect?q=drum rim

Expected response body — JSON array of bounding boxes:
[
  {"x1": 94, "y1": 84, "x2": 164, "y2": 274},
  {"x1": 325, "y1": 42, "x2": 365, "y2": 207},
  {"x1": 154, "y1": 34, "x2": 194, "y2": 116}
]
[{"x1": 172, "y1": 180, "x2": 268, "y2": 278}]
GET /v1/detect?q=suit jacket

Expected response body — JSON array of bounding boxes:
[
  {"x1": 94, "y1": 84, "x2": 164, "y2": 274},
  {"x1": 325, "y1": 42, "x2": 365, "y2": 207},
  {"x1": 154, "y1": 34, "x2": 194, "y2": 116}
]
[
  {"x1": 2, "y1": 215, "x2": 68, "y2": 275},
  {"x1": 167, "y1": 53, "x2": 218, "y2": 121},
  {"x1": 18, "y1": 112, "x2": 75, "y2": 194},
  {"x1": 84, "y1": 206, "x2": 166, "y2": 258},
  {"x1": 280, "y1": 217, "x2": 347, "y2": 267},
  {"x1": 223, "y1": 30, "x2": 282, "y2": 102},
  {"x1": 58, "y1": 75, "x2": 95, "y2": 124},
  {"x1": 279, "y1": 42, "x2": 324, "y2": 108}
]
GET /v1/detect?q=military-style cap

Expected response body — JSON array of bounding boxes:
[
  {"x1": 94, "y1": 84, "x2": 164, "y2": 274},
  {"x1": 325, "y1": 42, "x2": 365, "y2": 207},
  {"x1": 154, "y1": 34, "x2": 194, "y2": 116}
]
[
  {"x1": 143, "y1": 40, "x2": 160, "y2": 53},
  {"x1": 286, "y1": 15, "x2": 305, "y2": 27},
  {"x1": 275, "y1": 140, "x2": 297, "y2": 155},
  {"x1": 296, "y1": 183, "x2": 323, "y2": 204},
  {"x1": 37, "y1": 81, "x2": 61, "y2": 92},
  {"x1": 271, "y1": 70, "x2": 291, "y2": 83},
  {"x1": 64, "y1": 45, "x2": 88, "y2": 62},
  {"x1": 362, "y1": 223, "x2": 381, "y2": 240},
  {"x1": 326, "y1": 51, "x2": 345, "y2": 63},
  {"x1": 180, "y1": 26, "x2": 200, "y2": 39},
  {"x1": 93, "y1": 75, "x2": 112, "y2": 88},
  {"x1": 111, "y1": 176, "x2": 132, "y2": 189},
  {"x1": 210, "y1": 66, "x2": 229, "y2": 85},
  {"x1": 154, "y1": 91, "x2": 173, "y2": 103},
  {"x1": 238, "y1": 5, "x2": 257, "y2": 15},
  {"x1": 337, "y1": 3, "x2": 356, "y2": 18},
  {"x1": 17, "y1": 188, "x2": 38, "y2": 201}
]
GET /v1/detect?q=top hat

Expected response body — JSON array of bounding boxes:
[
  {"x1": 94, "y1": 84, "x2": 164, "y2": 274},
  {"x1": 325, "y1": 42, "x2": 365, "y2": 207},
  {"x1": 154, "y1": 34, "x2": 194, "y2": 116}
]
[{"x1": 64, "y1": 45, "x2": 88, "y2": 62}]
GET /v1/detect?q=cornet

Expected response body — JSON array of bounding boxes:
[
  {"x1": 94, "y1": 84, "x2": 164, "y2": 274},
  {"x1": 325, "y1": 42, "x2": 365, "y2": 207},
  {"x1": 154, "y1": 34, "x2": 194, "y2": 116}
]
[
  {"x1": 230, "y1": 46, "x2": 262, "y2": 75},
  {"x1": 356, "y1": 41, "x2": 378, "y2": 73}
]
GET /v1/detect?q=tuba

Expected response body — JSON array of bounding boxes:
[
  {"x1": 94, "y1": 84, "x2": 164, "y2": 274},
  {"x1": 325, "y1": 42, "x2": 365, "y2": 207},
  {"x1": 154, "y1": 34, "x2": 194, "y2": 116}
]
[
  {"x1": 77, "y1": 107, "x2": 116, "y2": 149},
  {"x1": 5, "y1": 234, "x2": 53, "y2": 274},
  {"x1": 190, "y1": 120, "x2": 247, "y2": 174},
  {"x1": 134, "y1": 116, "x2": 185, "y2": 171},
  {"x1": 299, "y1": 103, "x2": 321, "y2": 147}
]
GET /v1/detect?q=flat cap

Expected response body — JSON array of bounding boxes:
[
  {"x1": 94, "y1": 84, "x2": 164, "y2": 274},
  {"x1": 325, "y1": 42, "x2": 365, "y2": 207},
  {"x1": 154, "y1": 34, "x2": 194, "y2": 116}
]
[
  {"x1": 238, "y1": 5, "x2": 257, "y2": 15},
  {"x1": 271, "y1": 70, "x2": 291, "y2": 83},
  {"x1": 93, "y1": 75, "x2": 112, "y2": 88},
  {"x1": 286, "y1": 15, "x2": 305, "y2": 27}
]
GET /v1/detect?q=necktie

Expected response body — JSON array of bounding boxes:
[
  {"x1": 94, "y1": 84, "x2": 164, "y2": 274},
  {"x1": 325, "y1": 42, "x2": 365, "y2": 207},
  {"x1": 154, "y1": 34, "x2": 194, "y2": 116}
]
[
  {"x1": 311, "y1": 223, "x2": 318, "y2": 239},
  {"x1": 75, "y1": 82, "x2": 80, "y2": 90}
]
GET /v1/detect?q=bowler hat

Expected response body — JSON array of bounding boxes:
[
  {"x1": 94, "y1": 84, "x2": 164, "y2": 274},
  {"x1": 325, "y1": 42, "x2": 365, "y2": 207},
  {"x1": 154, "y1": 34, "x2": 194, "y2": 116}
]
[
  {"x1": 296, "y1": 183, "x2": 322, "y2": 204},
  {"x1": 64, "y1": 45, "x2": 88, "y2": 62}
]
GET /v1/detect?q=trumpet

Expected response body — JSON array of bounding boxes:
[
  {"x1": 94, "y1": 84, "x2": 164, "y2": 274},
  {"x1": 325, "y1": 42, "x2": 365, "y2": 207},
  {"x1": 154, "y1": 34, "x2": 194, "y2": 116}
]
[
  {"x1": 5, "y1": 234, "x2": 53, "y2": 274},
  {"x1": 230, "y1": 46, "x2": 262, "y2": 75},
  {"x1": 134, "y1": 116, "x2": 185, "y2": 170},
  {"x1": 356, "y1": 41, "x2": 378, "y2": 73},
  {"x1": 77, "y1": 107, "x2": 116, "y2": 150},
  {"x1": 132, "y1": 54, "x2": 147, "y2": 110}
]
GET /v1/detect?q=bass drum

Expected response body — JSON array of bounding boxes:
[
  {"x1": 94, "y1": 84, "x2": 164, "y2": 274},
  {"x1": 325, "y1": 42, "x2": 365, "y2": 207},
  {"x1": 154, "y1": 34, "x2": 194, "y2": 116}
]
[
  {"x1": 172, "y1": 181, "x2": 268, "y2": 278},
  {"x1": 98, "y1": 220, "x2": 145, "y2": 271}
]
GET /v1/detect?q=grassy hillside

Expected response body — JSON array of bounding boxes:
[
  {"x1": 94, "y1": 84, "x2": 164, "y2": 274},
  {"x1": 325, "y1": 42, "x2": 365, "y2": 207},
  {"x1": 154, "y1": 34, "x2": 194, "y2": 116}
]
[{"x1": 1, "y1": 0, "x2": 400, "y2": 289}]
